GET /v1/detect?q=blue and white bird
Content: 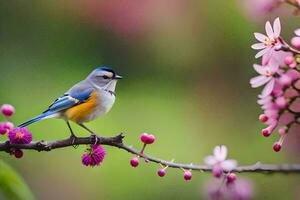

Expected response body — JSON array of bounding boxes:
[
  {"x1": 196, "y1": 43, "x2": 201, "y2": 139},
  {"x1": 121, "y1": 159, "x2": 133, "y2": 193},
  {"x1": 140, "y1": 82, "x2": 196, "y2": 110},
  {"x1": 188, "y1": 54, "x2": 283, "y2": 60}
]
[{"x1": 18, "y1": 67, "x2": 122, "y2": 139}]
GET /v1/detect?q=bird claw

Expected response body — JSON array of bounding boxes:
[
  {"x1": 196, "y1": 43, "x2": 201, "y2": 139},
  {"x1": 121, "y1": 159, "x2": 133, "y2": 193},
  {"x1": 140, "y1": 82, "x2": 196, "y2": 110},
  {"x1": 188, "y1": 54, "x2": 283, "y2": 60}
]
[
  {"x1": 91, "y1": 133, "x2": 99, "y2": 145},
  {"x1": 69, "y1": 135, "x2": 79, "y2": 149}
]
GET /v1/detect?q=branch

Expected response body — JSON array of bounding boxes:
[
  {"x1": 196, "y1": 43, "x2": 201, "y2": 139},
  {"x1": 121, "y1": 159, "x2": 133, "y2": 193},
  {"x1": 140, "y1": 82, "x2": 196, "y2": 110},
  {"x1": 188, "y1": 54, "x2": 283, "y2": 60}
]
[{"x1": 1, "y1": 134, "x2": 300, "y2": 174}]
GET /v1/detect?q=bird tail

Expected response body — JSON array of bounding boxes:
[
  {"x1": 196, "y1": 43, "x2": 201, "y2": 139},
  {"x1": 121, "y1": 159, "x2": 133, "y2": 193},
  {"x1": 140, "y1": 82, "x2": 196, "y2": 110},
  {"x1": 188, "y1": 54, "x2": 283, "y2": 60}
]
[{"x1": 18, "y1": 111, "x2": 58, "y2": 128}]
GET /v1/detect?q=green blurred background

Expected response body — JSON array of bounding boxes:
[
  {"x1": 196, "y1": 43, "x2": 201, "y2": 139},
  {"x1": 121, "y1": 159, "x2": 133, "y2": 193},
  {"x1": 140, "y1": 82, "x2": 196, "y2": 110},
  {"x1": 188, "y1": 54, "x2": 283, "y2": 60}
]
[{"x1": 0, "y1": 0, "x2": 300, "y2": 199}]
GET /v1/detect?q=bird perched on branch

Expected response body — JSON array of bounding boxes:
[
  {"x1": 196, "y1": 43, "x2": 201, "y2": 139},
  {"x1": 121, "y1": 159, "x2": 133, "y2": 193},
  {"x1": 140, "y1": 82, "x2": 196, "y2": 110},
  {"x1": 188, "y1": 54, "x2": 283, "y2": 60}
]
[{"x1": 18, "y1": 67, "x2": 122, "y2": 142}]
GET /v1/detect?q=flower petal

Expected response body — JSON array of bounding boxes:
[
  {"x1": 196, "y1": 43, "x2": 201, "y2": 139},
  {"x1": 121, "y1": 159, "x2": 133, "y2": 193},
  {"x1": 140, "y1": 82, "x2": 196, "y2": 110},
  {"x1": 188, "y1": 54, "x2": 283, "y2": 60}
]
[
  {"x1": 204, "y1": 156, "x2": 217, "y2": 166},
  {"x1": 214, "y1": 145, "x2": 227, "y2": 161},
  {"x1": 251, "y1": 43, "x2": 265, "y2": 50},
  {"x1": 255, "y1": 47, "x2": 271, "y2": 58},
  {"x1": 261, "y1": 78, "x2": 275, "y2": 97},
  {"x1": 254, "y1": 33, "x2": 268, "y2": 43},
  {"x1": 295, "y1": 28, "x2": 300, "y2": 36},
  {"x1": 265, "y1": 21, "x2": 274, "y2": 38},
  {"x1": 221, "y1": 160, "x2": 237, "y2": 171},
  {"x1": 250, "y1": 75, "x2": 271, "y2": 88},
  {"x1": 273, "y1": 17, "x2": 281, "y2": 38},
  {"x1": 253, "y1": 64, "x2": 266, "y2": 75}
]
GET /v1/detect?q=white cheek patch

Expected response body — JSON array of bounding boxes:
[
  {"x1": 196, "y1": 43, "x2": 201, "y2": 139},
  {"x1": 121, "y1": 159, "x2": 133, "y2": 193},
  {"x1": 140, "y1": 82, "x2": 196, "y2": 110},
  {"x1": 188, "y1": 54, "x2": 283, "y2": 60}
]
[{"x1": 101, "y1": 71, "x2": 113, "y2": 78}]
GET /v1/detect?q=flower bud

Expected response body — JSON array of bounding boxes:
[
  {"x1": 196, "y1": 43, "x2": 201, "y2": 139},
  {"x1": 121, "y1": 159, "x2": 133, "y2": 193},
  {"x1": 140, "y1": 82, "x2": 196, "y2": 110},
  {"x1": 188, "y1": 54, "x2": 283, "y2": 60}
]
[
  {"x1": 157, "y1": 169, "x2": 166, "y2": 177},
  {"x1": 1, "y1": 104, "x2": 15, "y2": 117},
  {"x1": 226, "y1": 173, "x2": 237, "y2": 184},
  {"x1": 273, "y1": 142, "x2": 282, "y2": 152},
  {"x1": 130, "y1": 157, "x2": 139, "y2": 167},
  {"x1": 183, "y1": 171, "x2": 192, "y2": 181},
  {"x1": 291, "y1": 37, "x2": 300, "y2": 49},
  {"x1": 14, "y1": 149, "x2": 23, "y2": 158}
]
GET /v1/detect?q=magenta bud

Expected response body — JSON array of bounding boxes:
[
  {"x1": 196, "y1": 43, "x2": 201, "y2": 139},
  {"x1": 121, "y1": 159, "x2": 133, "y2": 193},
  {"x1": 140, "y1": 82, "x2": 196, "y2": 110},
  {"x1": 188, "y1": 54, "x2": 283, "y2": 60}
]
[
  {"x1": 1, "y1": 104, "x2": 15, "y2": 117},
  {"x1": 291, "y1": 37, "x2": 300, "y2": 49},
  {"x1": 259, "y1": 114, "x2": 268, "y2": 123},
  {"x1": 130, "y1": 157, "x2": 139, "y2": 167},
  {"x1": 226, "y1": 173, "x2": 237, "y2": 184},
  {"x1": 140, "y1": 133, "x2": 155, "y2": 144},
  {"x1": 0, "y1": 126, "x2": 7, "y2": 135},
  {"x1": 140, "y1": 133, "x2": 149, "y2": 143},
  {"x1": 183, "y1": 171, "x2": 192, "y2": 181},
  {"x1": 273, "y1": 142, "x2": 282, "y2": 152},
  {"x1": 3, "y1": 122, "x2": 14, "y2": 130},
  {"x1": 212, "y1": 166, "x2": 222, "y2": 178},
  {"x1": 262, "y1": 128, "x2": 271, "y2": 137},
  {"x1": 284, "y1": 56, "x2": 294, "y2": 65},
  {"x1": 14, "y1": 149, "x2": 23, "y2": 158},
  {"x1": 146, "y1": 134, "x2": 155, "y2": 144},
  {"x1": 157, "y1": 169, "x2": 166, "y2": 177}
]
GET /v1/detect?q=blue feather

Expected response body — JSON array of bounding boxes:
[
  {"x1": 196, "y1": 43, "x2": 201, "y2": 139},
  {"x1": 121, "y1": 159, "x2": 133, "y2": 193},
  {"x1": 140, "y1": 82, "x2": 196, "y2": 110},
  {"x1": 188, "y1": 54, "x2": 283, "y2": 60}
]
[{"x1": 18, "y1": 90, "x2": 94, "y2": 128}]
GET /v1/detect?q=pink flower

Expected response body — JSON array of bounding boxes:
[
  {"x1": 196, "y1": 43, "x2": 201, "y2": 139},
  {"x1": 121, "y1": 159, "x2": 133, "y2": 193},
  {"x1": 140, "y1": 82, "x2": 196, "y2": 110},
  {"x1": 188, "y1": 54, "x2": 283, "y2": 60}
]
[
  {"x1": 204, "y1": 177, "x2": 254, "y2": 200},
  {"x1": 204, "y1": 145, "x2": 237, "y2": 177},
  {"x1": 81, "y1": 145, "x2": 106, "y2": 167},
  {"x1": 251, "y1": 18, "x2": 282, "y2": 60},
  {"x1": 8, "y1": 128, "x2": 32, "y2": 144},
  {"x1": 250, "y1": 62, "x2": 279, "y2": 97}
]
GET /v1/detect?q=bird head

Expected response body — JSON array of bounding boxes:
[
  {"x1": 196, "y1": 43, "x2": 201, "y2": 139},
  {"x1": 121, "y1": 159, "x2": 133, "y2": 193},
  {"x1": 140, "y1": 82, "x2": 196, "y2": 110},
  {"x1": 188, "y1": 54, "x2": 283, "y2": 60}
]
[{"x1": 87, "y1": 67, "x2": 122, "y2": 90}]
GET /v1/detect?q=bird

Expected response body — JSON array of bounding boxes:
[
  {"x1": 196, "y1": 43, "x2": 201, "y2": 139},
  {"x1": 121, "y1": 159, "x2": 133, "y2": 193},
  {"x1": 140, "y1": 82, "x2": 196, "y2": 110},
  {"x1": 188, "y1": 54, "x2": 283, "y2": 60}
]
[{"x1": 18, "y1": 66, "x2": 122, "y2": 142}]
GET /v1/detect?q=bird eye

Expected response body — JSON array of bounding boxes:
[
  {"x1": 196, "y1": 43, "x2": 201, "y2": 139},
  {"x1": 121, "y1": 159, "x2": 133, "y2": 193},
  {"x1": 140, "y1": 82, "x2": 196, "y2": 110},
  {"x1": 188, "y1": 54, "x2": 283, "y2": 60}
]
[{"x1": 102, "y1": 75, "x2": 109, "y2": 79}]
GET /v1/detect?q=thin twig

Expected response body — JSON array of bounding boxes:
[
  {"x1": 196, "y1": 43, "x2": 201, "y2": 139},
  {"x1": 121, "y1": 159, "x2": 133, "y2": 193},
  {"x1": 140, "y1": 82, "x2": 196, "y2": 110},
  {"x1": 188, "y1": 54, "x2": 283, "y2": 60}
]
[{"x1": 1, "y1": 134, "x2": 300, "y2": 174}]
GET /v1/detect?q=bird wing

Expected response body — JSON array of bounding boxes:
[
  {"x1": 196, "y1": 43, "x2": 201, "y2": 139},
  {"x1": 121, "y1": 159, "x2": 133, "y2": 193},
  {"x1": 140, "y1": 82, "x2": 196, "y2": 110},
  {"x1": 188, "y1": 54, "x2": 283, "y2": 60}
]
[{"x1": 44, "y1": 88, "x2": 95, "y2": 114}]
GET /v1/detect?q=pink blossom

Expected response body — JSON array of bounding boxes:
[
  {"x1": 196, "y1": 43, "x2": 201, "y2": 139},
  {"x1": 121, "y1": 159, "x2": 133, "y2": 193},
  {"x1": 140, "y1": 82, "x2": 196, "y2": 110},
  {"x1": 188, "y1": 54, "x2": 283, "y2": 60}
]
[
  {"x1": 204, "y1": 177, "x2": 254, "y2": 200},
  {"x1": 251, "y1": 18, "x2": 282, "y2": 60},
  {"x1": 204, "y1": 145, "x2": 237, "y2": 177},
  {"x1": 250, "y1": 62, "x2": 279, "y2": 97},
  {"x1": 81, "y1": 145, "x2": 106, "y2": 167},
  {"x1": 8, "y1": 128, "x2": 32, "y2": 144}
]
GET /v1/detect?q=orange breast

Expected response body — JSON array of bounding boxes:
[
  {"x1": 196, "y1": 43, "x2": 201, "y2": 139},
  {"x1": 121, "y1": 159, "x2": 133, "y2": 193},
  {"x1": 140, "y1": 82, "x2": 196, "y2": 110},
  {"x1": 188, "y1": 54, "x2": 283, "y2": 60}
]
[{"x1": 64, "y1": 92, "x2": 98, "y2": 123}]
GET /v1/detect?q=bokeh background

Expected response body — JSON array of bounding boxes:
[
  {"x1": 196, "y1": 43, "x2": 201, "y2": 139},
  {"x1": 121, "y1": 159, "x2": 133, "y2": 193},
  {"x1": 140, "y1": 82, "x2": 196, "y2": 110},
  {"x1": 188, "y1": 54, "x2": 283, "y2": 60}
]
[{"x1": 0, "y1": 0, "x2": 300, "y2": 199}]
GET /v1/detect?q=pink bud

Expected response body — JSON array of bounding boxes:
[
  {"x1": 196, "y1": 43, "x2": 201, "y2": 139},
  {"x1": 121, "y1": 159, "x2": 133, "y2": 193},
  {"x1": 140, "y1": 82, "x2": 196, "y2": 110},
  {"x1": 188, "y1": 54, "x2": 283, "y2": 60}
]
[
  {"x1": 183, "y1": 171, "x2": 192, "y2": 181},
  {"x1": 130, "y1": 157, "x2": 139, "y2": 167},
  {"x1": 259, "y1": 114, "x2": 268, "y2": 123},
  {"x1": 146, "y1": 134, "x2": 155, "y2": 144},
  {"x1": 140, "y1": 133, "x2": 155, "y2": 144},
  {"x1": 226, "y1": 173, "x2": 237, "y2": 184},
  {"x1": 0, "y1": 126, "x2": 7, "y2": 135},
  {"x1": 289, "y1": 62, "x2": 297, "y2": 69},
  {"x1": 284, "y1": 56, "x2": 294, "y2": 66},
  {"x1": 14, "y1": 149, "x2": 23, "y2": 158},
  {"x1": 140, "y1": 133, "x2": 149, "y2": 143},
  {"x1": 157, "y1": 169, "x2": 166, "y2": 177},
  {"x1": 262, "y1": 128, "x2": 271, "y2": 137},
  {"x1": 273, "y1": 142, "x2": 282, "y2": 152},
  {"x1": 275, "y1": 97, "x2": 287, "y2": 109},
  {"x1": 278, "y1": 75, "x2": 292, "y2": 87},
  {"x1": 212, "y1": 165, "x2": 222, "y2": 178},
  {"x1": 278, "y1": 127, "x2": 286, "y2": 136},
  {"x1": 291, "y1": 37, "x2": 300, "y2": 49},
  {"x1": 1, "y1": 104, "x2": 15, "y2": 117},
  {"x1": 3, "y1": 122, "x2": 14, "y2": 130}
]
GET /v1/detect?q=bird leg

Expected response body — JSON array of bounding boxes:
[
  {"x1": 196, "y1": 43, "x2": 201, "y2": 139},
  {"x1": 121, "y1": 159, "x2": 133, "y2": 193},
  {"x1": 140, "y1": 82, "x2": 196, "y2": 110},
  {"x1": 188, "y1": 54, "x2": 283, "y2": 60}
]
[
  {"x1": 78, "y1": 123, "x2": 99, "y2": 145},
  {"x1": 66, "y1": 121, "x2": 79, "y2": 148}
]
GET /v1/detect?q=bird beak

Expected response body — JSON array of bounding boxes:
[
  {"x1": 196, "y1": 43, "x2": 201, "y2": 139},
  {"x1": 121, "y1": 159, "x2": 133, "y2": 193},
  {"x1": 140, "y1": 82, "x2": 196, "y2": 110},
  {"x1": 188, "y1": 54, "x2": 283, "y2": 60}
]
[{"x1": 114, "y1": 75, "x2": 123, "y2": 80}]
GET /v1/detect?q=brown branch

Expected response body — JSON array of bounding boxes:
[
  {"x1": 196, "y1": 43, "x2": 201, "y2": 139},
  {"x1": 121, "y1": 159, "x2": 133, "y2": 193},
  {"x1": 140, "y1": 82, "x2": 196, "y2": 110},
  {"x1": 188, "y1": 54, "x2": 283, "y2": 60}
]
[{"x1": 1, "y1": 134, "x2": 300, "y2": 173}]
